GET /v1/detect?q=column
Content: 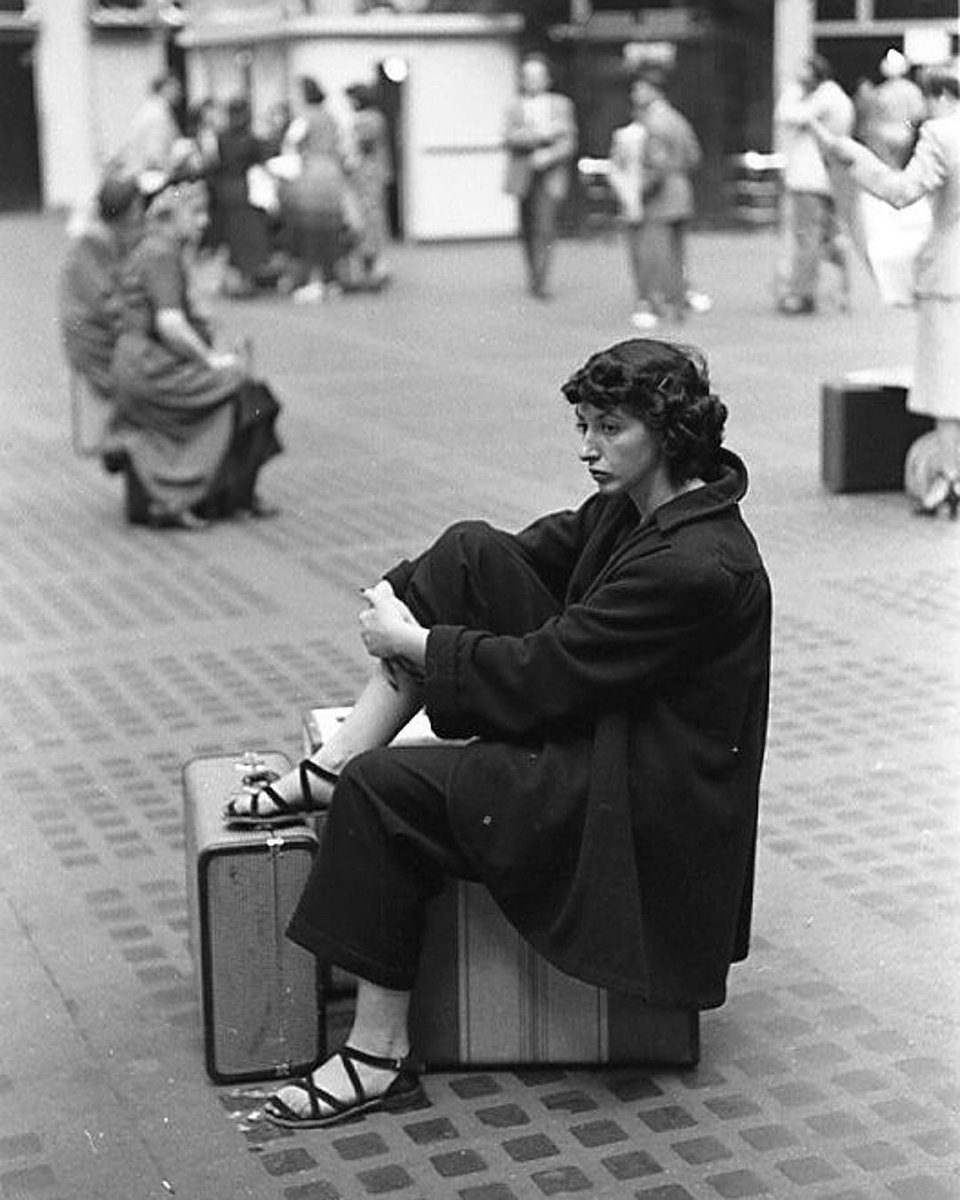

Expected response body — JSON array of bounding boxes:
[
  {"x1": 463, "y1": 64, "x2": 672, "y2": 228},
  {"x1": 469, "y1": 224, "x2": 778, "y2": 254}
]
[
  {"x1": 773, "y1": 0, "x2": 813, "y2": 150},
  {"x1": 34, "y1": 0, "x2": 99, "y2": 208}
]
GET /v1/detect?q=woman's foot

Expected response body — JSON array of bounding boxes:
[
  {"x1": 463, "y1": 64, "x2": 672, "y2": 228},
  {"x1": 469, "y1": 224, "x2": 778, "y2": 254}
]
[
  {"x1": 234, "y1": 494, "x2": 281, "y2": 520},
  {"x1": 778, "y1": 294, "x2": 815, "y2": 315},
  {"x1": 264, "y1": 1044, "x2": 424, "y2": 1129},
  {"x1": 223, "y1": 756, "x2": 339, "y2": 826},
  {"x1": 146, "y1": 504, "x2": 210, "y2": 531},
  {"x1": 914, "y1": 473, "x2": 952, "y2": 516}
]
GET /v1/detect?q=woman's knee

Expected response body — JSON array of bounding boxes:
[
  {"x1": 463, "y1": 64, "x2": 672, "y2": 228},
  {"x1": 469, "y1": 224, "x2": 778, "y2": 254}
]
[
  {"x1": 337, "y1": 746, "x2": 395, "y2": 797},
  {"x1": 435, "y1": 518, "x2": 496, "y2": 550},
  {"x1": 428, "y1": 519, "x2": 506, "y2": 574}
]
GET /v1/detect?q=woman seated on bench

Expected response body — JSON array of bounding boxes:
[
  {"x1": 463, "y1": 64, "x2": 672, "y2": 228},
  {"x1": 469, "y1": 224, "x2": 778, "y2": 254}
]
[
  {"x1": 227, "y1": 337, "x2": 772, "y2": 1128},
  {"x1": 59, "y1": 174, "x2": 145, "y2": 458},
  {"x1": 110, "y1": 181, "x2": 283, "y2": 529}
]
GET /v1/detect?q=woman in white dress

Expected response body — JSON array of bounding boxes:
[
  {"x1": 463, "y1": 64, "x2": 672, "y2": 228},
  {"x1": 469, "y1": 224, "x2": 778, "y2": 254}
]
[{"x1": 813, "y1": 66, "x2": 960, "y2": 516}]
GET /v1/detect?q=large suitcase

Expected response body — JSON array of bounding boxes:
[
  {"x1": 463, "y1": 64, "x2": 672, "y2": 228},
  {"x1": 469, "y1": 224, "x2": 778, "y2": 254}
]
[
  {"x1": 183, "y1": 751, "x2": 325, "y2": 1085},
  {"x1": 821, "y1": 373, "x2": 934, "y2": 494},
  {"x1": 302, "y1": 707, "x2": 700, "y2": 1068}
]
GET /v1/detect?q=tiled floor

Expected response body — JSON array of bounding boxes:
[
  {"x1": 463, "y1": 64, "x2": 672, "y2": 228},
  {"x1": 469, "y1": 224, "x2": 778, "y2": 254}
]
[{"x1": 0, "y1": 215, "x2": 957, "y2": 1199}]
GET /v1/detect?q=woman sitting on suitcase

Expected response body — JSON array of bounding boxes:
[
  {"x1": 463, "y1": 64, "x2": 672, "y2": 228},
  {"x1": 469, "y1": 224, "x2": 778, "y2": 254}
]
[
  {"x1": 226, "y1": 337, "x2": 772, "y2": 1129},
  {"x1": 110, "y1": 180, "x2": 283, "y2": 528}
]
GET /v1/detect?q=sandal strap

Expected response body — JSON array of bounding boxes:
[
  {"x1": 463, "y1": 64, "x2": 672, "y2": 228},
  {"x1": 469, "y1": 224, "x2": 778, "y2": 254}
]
[
  {"x1": 342, "y1": 1044, "x2": 420, "y2": 1076},
  {"x1": 226, "y1": 781, "x2": 291, "y2": 818},
  {"x1": 273, "y1": 1073, "x2": 350, "y2": 1121},
  {"x1": 299, "y1": 758, "x2": 339, "y2": 811},
  {"x1": 302, "y1": 1067, "x2": 353, "y2": 1116},
  {"x1": 267, "y1": 1048, "x2": 421, "y2": 1125}
]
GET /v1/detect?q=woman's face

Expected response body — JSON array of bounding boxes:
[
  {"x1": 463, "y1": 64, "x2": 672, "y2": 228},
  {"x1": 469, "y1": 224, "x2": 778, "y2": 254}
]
[
  {"x1": 630, "y1": 79, "x2": 658, "y2": 112},
  {"x1": 575, "y1": 401, "x2": 665, "y2": 496}
]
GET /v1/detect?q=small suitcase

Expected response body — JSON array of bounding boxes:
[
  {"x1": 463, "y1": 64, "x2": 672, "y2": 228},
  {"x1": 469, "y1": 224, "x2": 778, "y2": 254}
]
[
  {"x1": 183, "y1": 751, "x2": 325, "y2": 1085},
  {"x1": 302, "y1": 707, "x2": 700, "y2": 1068},
  {"x1": 821, "y1": 374, "x2": 934, "y2": 494}
]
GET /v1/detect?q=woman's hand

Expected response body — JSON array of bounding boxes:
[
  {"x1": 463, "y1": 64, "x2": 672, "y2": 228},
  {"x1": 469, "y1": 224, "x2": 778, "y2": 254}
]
[
  {"x1": 359, "y1": 584, "x2": 428, "y2": 671},
  {"x1": 207, "y1": 350, "x2": 241, "y2": 371}
]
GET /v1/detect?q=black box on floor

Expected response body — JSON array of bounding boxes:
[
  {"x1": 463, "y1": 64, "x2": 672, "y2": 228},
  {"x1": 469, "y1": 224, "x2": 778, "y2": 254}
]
[
  {"x1": 821, "y1": 376, "x2": 934, "y2": 494},
  {"x1": 183, "y1": 751, "x2": 324, "y2": 1084}
]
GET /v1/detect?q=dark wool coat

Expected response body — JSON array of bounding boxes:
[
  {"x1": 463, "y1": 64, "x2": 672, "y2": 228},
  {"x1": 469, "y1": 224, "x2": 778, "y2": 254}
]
[{"x1": 390, "y1": 451, "x2": 771, "y2": 1011}]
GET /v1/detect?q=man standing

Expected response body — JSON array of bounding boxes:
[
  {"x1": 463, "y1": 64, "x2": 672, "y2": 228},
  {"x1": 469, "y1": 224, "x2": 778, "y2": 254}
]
[
  {"x1": 626, "y1": 66, "x2": 710, "y2": 326},
  {"x1": 775, "y1": 55, "x2": 855, "y2": 314},
  {"x1": 503, "y1": 54, "x2": 577, "y2": 299},
  {"x1": 122, "y1": 74, "x2": 185, "y2": 191},
  {"x1": 610, "y1": 67, "x2": 708, "y2": 329}
]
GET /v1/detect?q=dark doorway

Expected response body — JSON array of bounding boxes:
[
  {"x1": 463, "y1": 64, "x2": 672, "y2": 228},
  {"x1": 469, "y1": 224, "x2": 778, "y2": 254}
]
[{"x1": 0, "y1": 34, "x2": 41, "y2": 212}]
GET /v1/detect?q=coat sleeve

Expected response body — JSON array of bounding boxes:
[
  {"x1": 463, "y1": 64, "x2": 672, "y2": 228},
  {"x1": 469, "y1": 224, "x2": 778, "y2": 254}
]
[
  {"x1": 504, "y1": 102, "x2": 538, "y2": 151},
  {"x1": 674, "y1": 114, "x2": 702, "y2": 173},
  {"x1": 839, "y1": 123, "x2": 949, "y2": 210},
  {"x1": 511, "y1": 500, "x2": 605, "y2": 598},
  {"x1": 775, "y1": 84, "x2": 810, "y2": 130},
  {"x1": 423, "y1": 544, "x2": 735, "y2": 740}
]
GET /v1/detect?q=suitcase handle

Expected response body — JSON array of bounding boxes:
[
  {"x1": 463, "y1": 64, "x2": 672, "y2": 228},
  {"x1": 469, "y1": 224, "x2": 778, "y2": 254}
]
[
  {"x1": 231, "y1": 753, "x2": 282, "y2": 794},
  {"x1": 238, "y1": 768, "x2": 281, "y2": 790}
]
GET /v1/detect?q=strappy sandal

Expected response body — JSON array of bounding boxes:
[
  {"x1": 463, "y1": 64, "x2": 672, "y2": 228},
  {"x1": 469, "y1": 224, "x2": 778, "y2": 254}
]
[
  {"x1": 223, "y1": 760, "x2": 339, "y2": 829},
  {"x1": 263, "y1": 1045, "x2": 425, "y2": 1129}
]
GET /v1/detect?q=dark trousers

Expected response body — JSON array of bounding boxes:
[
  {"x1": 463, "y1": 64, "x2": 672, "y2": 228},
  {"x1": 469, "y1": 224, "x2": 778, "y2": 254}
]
[
  {"x1": 783, "y1": 190, "x2": 834, "y2": 304},
  {"x1": 623, "y1": 219, "x2": 686, "y2": 313},
  {"x1": 286, "y1": 521, "x2": 560, "y2": 990},
  {"x1": 518, "y1": 179, "x2": 559, "y2": 296}
]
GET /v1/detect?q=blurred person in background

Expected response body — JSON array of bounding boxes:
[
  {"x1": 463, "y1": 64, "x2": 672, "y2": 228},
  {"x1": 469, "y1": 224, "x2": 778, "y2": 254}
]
[
  {"x1": 628, "y1": 65, "x2": 711, "y2": 327},
  {"x1": 122, "y1": 74, "x2": 186, "y2": 192},
  {"x1": 812, "y1": 67, "x2": 960, "y2": 517},
  {"x1": 59, "y1": 174, "x2": 145, "y2": 406},
  {"x1": 610, "y1": 68, "x2": 708, "y2": 331},
  {"x1": 109, "y1": 182, "x2": 282, "y2": 529},
  {"x1": 181, "y1": 98, "x2": 223, "y2": 180},
  {"x1": 211, "y1": 96, "x2": 273, "y2": 298},
  {"x1": 280, "y1": 76, "x2": 358, "y2": 303},
  {"x1": 263, "y1": 101, "x2": 294, "y2": 158},
  {"x1": 503, "y1": 53, "x2": 577, "y2": 300},
  {"x1": 775, "y1": 54, "x2": 855, "y2": 315},
  {"x1": 181, "y1": 98, "x2": 224, "y2": 242},
  {"x1": 608, "y1": 93, "x2": 654, "y2": 326},
  {"x1": 259, "y1": 100, "x2": 297, "y2": 285},
  {"x1": 855, "y1": 49, "x2": 925, "y2": 168},
  {"x1": 343, "y1": 82, "x2": 393, "y2": 291}
]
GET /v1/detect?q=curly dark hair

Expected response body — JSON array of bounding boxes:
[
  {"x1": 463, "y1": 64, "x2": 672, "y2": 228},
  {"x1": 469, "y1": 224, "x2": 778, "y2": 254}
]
[{"x1": 561, "y1": 339, "x2": 728, "y2": 485}]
